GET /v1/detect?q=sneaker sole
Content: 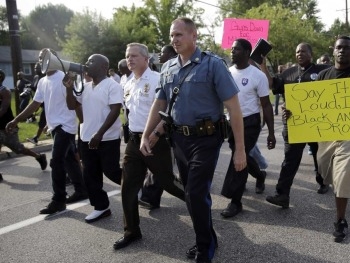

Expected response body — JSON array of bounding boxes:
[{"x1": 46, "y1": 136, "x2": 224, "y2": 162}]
[{"x1": 85, "y1": 209, "x2": 111, "y2": 223}]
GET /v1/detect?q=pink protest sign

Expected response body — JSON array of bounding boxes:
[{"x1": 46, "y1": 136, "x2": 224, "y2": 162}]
[{"x1": 221, "y1": 18, "x2": 270, "y2": 49}]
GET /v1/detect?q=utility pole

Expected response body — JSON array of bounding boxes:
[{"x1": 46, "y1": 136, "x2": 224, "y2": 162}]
[
  {"x1": 6, "y1": 0, "x2": 22, "y2": 115},
  {"x1": 346, "y1": 0, "x2": 349, "y2": 27}
]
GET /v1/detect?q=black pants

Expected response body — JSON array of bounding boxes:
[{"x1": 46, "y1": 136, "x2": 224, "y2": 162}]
[
  {"x1": 276, "y1": 123, "x2": 320, "y2": 196},
  {"x1": 121, "y1": 136, "x2": 184, "y2": 237},
  {"x1": 81, "y1": 139, "x2": 122, "y2": 210},
  {"x1": 50, "y1": 126, "x2": 85, "y2": 202},
  {"x1": 140, "y1": 176, "x2": 163, "y2": 207},
  {"x1": 172, "y1": 131, "x2": 222, "y2": 262},
  {"x1": 221, "y1": 113, "x2": 264, "y2": 205}
]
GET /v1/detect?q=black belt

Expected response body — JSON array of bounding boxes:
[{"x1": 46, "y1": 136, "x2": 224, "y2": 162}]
[
  {"x1": 173, "y1": 123, "x2": 218, "y2": 136},
  {"x1": 129, "y1": 130, "x2": 143, "y2": 144},
  {"x1": 173, "y1": 125, "x2": 197, "y2": 136}
]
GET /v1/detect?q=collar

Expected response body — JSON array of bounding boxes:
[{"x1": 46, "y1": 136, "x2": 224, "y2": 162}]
[
  {"x1": 169, "y1": 47, "x2": 203, "y2": 68},
  {"x1": 131, "y1": 67, "x2": 152, "y2": 82}
]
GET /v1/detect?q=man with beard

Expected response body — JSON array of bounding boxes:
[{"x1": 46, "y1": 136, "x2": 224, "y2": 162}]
[{"x1": 261, "y1": 43, "x2": 330, "y2": 209}]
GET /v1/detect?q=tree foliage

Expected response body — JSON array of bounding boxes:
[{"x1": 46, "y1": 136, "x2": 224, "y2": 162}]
[
  {"x1": 0, "y1": 5, "x2": 10, "y2": 46},
  {"x1": 143, "y1": 0, "x2": 204, "y2": 48},
  {"x1": 62, "y1": 9, "x2": 109, "y2": 64},
  {"x1": 20, "y1": 3, "x2": 74, "y2": 50},
  {"x1": 244, "y1": 3, "x2": 328, "y2": 69}
]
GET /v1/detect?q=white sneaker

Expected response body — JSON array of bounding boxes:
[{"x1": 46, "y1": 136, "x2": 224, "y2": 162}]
[{"x1": 85, "y1": 208, "x2": 111, "y2": 223}]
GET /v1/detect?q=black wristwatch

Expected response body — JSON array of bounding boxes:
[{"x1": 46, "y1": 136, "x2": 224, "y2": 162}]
[{"x1": 153, "y1": 130, "x2": 161, "y2": 137}]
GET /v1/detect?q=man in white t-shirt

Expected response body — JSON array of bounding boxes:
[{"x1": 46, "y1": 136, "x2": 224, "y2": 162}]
[
  {"x1": 65, "y1": 54, "x2": 123, "y2": 223},
  {"x1": 109, "y1": 68, "x2": 121, "y2": 83},
  {"x1": 118, "y1": 59, "x2": 133, "y2": 88},
  {"x1": 6, "y1": 49, "x2": 87, "y2": 215},
  {"x1": 220, "y1": 38, "x2": 276, "y2": 218}
]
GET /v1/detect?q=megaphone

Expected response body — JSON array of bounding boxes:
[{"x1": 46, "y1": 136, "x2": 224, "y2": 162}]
[{"x1": 41, "y1": 49, "x2": 87, "y2": 74}]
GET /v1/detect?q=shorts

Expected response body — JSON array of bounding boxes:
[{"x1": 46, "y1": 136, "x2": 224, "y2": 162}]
[
  {"x1": 318, "y1": 140, "x2": 350, "y2": 198},
  {"x1": 0, "y1": 129, "x2": 25, "y2": 154}
]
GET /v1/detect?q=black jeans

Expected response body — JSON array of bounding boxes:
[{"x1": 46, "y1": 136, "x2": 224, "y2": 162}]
[
  {"x1": 50, "y1": 126, "x2": 85, "y2": 203},
  {"x1": 276, "y1": 122, "x2": 319, "y2": 196},
  {"x1": 221, "y1": 113, "x2": 263, "y2": 205},
  {"x1": 81, "y1": 139, "x2": 122, "y2": 210}
]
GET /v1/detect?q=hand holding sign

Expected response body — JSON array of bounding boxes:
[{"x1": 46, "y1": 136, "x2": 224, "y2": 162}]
[{"x1": 285, "y1": 78, "x2": 350, "y2": 143}]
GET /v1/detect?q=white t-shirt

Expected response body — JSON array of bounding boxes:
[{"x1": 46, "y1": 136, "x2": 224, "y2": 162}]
[
  {"x1": 76, "y1": 77, "x2": 123, "y2": 142},
  {"x1": 33, "y1": 70, "x2": 77, "y2": 134},
  {"x1": 120, "y1": 73, "x2": 134, "y2": 89},
  {"x1": 229, "y1": 65, "x2": 269, "y2": 117},
  {"x1": 110, "y1": 74, "x2": 121, "y2": 83},
  {"x1": 124, "y1": 68, "x2": 159, "y2": 132}
]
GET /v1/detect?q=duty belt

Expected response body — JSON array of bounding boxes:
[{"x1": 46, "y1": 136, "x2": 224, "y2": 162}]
[
  {"x1": 173, "y1": 125, "x2": 197, "y2": 136},
  {"x1": 129, "y1": 130, "x2": 143, "y2": 144},
  {"x1": 173, "y1": 123, "x2": 217, "y2": 136}
]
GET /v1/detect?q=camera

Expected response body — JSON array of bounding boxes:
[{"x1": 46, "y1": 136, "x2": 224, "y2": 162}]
[{"x1": 20, "y1": 85, "x2": 32, "y2": 98}]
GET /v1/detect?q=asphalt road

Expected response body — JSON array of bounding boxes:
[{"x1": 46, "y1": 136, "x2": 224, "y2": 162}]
[{"x1": 0, "y1": 117, "x2": 349, "y2": 263}]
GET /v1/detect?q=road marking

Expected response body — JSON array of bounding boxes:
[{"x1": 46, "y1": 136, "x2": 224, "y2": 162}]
[{"x1": 0, "y1": 189, "x2": 120, "y2": 236}]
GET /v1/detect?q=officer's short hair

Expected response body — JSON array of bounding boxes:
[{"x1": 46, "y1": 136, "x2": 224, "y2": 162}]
[{"x1": 126, "y1": 43, "x2": 149, "y2": 58}]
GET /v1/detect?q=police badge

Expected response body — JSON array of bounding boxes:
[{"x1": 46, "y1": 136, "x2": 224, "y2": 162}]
[{"x1": 144, "y1": 83, "x2": 150, "y2": 93}]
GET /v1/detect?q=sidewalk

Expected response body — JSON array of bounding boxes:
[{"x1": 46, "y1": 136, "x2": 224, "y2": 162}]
[{"x1": 0, "y1": 138, "x2": 53, "y2": 161}]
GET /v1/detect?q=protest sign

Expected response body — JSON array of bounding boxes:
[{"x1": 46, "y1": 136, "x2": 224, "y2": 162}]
[
  {"x1": 221, "y1": 18, "x2": 269, "y2": 49},
  {"x1": 285, "y1": 78, "x2": 350, "y2": 143}
]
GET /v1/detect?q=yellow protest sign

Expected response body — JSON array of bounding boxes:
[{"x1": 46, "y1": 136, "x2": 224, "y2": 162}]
[{"x1": 285, "y1": 78, "x2": 350, "y2": 143}]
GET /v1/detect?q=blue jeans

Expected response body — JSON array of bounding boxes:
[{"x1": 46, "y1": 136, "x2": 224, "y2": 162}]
[
  {"x1": 50, "y1": 126, "x2": 85, "y2": 202},
  {"x1": 249, "y1": 144, "x2": 268, "y2": 170},
  {"x1": 274, "y1": 94, "x2": 281, "y2": 115}
]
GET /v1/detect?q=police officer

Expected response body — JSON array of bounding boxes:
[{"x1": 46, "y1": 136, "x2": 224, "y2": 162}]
[
  {"x1": 113, "y1": 43, "x2": 185, "y2": 250},
  {"x1": 139, "y1": 44, "x2": 178, "y2": 209},
  {"x1": 261, "y1": 43, "x2": 330, "y2": 208},
  {"x1": 140, "y1": 18, "x2": 246, "y2": 263}
]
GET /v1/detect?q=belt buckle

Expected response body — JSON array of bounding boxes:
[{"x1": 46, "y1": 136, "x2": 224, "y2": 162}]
[{"x1": 182, "y1": 126, "x2": 190, "y2": 136}]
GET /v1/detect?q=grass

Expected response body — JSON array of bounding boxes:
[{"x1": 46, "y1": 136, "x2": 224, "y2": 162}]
[
  {"x1": 10, "y1": 94, "x2": 43, "y2": 143},
  {"x1": 10, "y1": 92, "x2": 127, "y2": 143}
]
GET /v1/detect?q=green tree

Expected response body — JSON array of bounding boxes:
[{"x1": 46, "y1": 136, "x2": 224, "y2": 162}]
[
  {"x1": 62, "y1": 9, "x2": 109, "y2": 64},
  {"x1": 0, "y1": 5, "x2": 10, "y2": 46},
  {"x1": 218, "y1": 0, "x2": 322, "y2": 31},
  {"x1": 21, "y1": 3, "x2": 74, "y2": 50},
  {"x1": 109, "y1": 5, "x2": 158, "y2": 64},
  {"x1": 325, "y1": 19, "x2": 350, "y2": 42},
  {"x1": 143, "y1": 0, "x2": 204, "y2": 48},
  {"x1": 243, "y1": 3, "x2": 328, "y2": 69}
]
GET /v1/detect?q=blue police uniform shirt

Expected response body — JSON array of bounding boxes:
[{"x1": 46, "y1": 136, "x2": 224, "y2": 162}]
[{"x1": 156, "y1": 47, "x2": 239, "y2": 126}]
